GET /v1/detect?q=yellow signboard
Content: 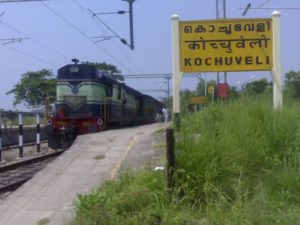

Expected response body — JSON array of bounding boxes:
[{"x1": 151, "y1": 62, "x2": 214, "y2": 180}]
[
  {"x1": 179, "y1": 18, "x2": 273, "y2": 72},
  {"x1": 188, "y1": 96, "x2": 209, "y2": 105}
]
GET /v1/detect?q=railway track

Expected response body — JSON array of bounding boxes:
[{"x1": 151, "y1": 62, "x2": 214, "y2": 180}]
[
  {"x1": 0, "y1": 150, "x2": 64, "y2": 193},
  {"x1": 0, "y1": 140, "x2": 48, "y2": 151}
]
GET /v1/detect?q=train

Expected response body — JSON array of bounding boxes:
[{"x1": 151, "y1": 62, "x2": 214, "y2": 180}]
[{"x1": 46, "y1": 61, "x2": 163, "y2": 149}]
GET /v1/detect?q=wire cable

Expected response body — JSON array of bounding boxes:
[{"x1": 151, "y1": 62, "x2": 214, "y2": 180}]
[
  {"x1": 2, "y1": 44, "x2": 59, "y2": 67},
  {"x1": 39, "y1": 0, "x2": 133, "y2": 73},
  {"x1": 87, "y1": 8, "x2": 131, "y2": 49},
  {"x1": 0, "y1": 19, "x2": 69, "y2": 60},
  {"x1": 249, "y1": 7, "x2": 300, "y2": 10},
  {"x1": 257, "y1": 0, "x2": 272, "y2": 8},
  {"x1": 72, "y1": 0, "x2": 106, "y2": 35}
]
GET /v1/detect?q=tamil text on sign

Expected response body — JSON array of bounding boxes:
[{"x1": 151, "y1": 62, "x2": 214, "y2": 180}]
[{"x1": 179, "y1": 18, "x2": 273, "y2": 72}]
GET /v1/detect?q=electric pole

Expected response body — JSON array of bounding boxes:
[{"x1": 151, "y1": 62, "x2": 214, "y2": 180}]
[
  {"x1": 122, "y1": 0, "x2": 135, "y2": 50},
  {"x1": 216, "y1": 0, "x2": 227, "y2": 84}
]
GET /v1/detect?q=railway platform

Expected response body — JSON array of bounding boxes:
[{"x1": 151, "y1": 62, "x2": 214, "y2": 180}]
[{"x1": 0, "y1": 123, "x2": 166, "y2": 225}]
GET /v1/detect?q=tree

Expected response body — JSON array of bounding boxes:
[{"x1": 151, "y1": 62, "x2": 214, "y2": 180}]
[
  {"x1": 242, "y1": 78, "x2": 270, "y2": 96},
  {"x1": 82, "y1": 61, "x2": 120, "y2": 73},
  {"x1": 229, "y1": 85, "x2": 240, "y2": 100},
  {"x1": 284, "y1": 70, "x2": 300, "y2": 99},
  {"x1": 3, "y1": 110, "x2": 18, "y2": 127},
  {"x1": 180, "y1": 89, "x2": 194, "y2": 114},
  {"x1": 196, "y1": 78, "x2": 206, "y2": 96},
  {"x1": 6, "y1": 69, "x2": 56, "y2": 109},
  {"x1": 82, "y1": 61, "x2": 124, "y2": 81}
]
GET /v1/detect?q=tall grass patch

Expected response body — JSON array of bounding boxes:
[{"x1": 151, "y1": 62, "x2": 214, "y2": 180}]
[{"x1": 176, "y1": 97, "x2": 300, "y2": 223}]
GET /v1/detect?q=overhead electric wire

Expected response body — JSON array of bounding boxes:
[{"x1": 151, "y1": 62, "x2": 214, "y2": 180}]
[
  {"x1": 39, "y1": 0, "x2": 133, "y2": 73},
  {"x1": 138, "y1": 89, "x2": 171, "y2": 93},
  {"x1": 2, "y1": 44, "x2": 58, "y2": 67},
  {"x1": 39, "y1": 1, "x2": 95, "y2": 43},
  {"x1": 241, "y1": 0, "x2": 274, "y2": 16},
  {"x1": 257, "y1": 0, "x2": 272, "y2": 8},
  {"x1": 123, "y1": 73, "x2": 172, "y2": 78},
  {"x1": 249, "y1": 7, "x2": 300, "y2": 10},
  {"x1": 72, "y1": 0, "x2": 106, "y2": 34},
  {"x1": 87, "y1": 8, "x2": 130, "y2": 47},
  {"x1": 81, "y1": 4, "x2": 141, "y2": 74},
  {"x1": 0, "y1": 0, "x2": 48, "y2": 2},
  {"x1": 0, "y1": 19, "x2": 69, "y2": 60}
]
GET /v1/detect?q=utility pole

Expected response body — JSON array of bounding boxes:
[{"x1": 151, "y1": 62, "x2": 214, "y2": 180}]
[
  {"x1": 216, "y1": 0, "x2": 220, "y2": 85},
  {"x1": 223, "y1": 0, "x2": 227, "y2": 84},
  {"x1": 122, "y1": 0, "x2": 135, "y2": 50},
  {"x1": 216, "y1": 0, "x2": 228, "y2": 98}
]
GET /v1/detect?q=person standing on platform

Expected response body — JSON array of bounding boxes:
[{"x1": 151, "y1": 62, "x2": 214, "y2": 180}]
[{"x1": 162, "y1": 107, "x2": 169, "y2": 124}]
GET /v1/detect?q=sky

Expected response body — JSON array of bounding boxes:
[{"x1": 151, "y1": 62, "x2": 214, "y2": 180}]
[{"x1": 0, "y1": 0, "x2": 299, "y2": 110}]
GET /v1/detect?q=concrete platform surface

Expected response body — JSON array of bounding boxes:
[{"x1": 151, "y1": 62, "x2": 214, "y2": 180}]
[{"x1": 0, "y1": 123, "x2": 166, "y2": 225}]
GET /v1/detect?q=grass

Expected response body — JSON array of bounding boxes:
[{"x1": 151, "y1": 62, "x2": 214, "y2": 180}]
[
  {"x1": 94, "y1": 154, "x2": 105, "y2": 160},
  {"x1": 175, "y1": 97, "x2": 300, "y2": 224},
  {"x1": 37, "y1": 217, "x2": 50, "y2": 225},
  {"x1": 69, "y1": 97, "x2": 300, "y2": 225}
]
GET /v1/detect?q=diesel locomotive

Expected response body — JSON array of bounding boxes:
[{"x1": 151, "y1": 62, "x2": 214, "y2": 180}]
[{"x1": 46, "y1": 62, "x2": 163, "y2": 149}]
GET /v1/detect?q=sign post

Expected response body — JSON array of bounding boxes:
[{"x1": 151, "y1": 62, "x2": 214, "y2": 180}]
[
  {"x1": 171, "y1": 13, "x2": 282, "y2": 130},
  {"x1": 271, "y1": 11, "x2": 282, "y2": 110},
  {"x1": 172, "y1": 15, "x2": 183, "y2": 130}
]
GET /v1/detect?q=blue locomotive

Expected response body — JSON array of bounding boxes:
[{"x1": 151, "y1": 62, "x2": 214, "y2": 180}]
[{"x1": 47, "y1": 61, "x2": 163, "y2": 149}]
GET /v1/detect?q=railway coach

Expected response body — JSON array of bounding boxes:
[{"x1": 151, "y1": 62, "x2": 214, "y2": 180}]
[{"x1": 46, "y1": 61, "x2": 163, "y2": 149}]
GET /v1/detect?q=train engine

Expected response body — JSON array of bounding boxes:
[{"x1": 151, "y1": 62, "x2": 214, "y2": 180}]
[{"x1": 47, "y1": 62, "x2": 162, "y2": 149}]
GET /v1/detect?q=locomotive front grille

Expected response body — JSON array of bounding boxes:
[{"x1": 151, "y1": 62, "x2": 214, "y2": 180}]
[{"x1": 63, "y1": 96, "x2": 87, "y2": 109}]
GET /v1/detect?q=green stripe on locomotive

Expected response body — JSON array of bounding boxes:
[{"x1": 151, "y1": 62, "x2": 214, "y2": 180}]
[
  {"x1": 57, "y1": 82, "x2": 105, "y2": 100},
  {"x1": 56, "y1": 81, "x2": 138, "y2": 110}
]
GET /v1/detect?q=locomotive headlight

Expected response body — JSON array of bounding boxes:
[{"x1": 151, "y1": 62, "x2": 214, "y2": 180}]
[
  {"x1": 47, "y1": 119, "x2": 52, "y2": 125},
  {"x1": 70, "y1": 66, "x2": 79, "y2": 73},
  {"x1": 97, "y1": 119, "x2": 103, "y2": 126}
]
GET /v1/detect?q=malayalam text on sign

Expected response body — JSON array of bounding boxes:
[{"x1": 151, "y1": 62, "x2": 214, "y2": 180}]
[{"x1": 179, "y1": 18, "x2": 273, "y2": 72}]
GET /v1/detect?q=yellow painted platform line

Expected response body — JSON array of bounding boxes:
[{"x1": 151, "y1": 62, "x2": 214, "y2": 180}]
[{"x1": 109, "y1": 135, "x2": 137, "y2": 179}]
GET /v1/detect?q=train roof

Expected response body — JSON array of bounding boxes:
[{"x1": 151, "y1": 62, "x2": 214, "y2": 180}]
[{"x1": 57, "y1": 64, "x2": 97, "y2": 79}]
